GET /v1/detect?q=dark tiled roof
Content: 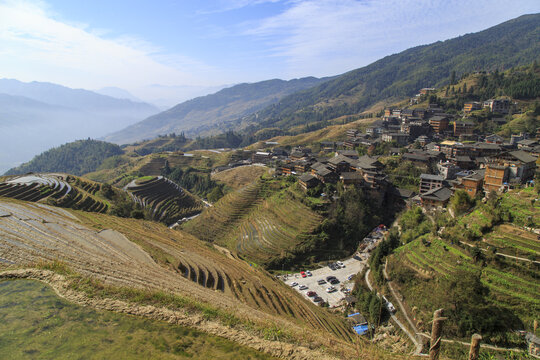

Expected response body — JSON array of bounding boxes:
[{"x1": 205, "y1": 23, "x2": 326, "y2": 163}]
[
  {"x1": 421, "y1": 187, "x2": 452, "y2": 202},
  {"x1": 509, "y1": 150, "x2": 537, "y2": 163},
  {"x1": 299, "y1": 173, "x2": 317, "y2": 182},
  {"x1": 340, "y1": 172, "x2": 363, "y2": 180}
]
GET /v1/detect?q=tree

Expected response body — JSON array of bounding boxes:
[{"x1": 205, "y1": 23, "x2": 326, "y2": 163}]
[
  {"x1": 450, "y1": 71, "x2": 457, "y2": 85},
  {"x1": 449, "y1": 190, "x2": 474, "y2": 216}
]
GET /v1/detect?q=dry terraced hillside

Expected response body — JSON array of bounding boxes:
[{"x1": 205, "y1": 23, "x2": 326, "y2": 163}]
[
  {"x1": 184, "y1": 178, "x2": 322, "y2": 265},
  {"x1": 0, "y1": 174, "x2": 109, "y2": 213},
  {"x1": 212, "y1": 165, "x2": 270, "y2": 190},
  {"x1": 124, "y1": 176, "x2": 204, "y2": 225},
  {"x1": 0, "y1": 197, "x2": 368, "y2": 359}
]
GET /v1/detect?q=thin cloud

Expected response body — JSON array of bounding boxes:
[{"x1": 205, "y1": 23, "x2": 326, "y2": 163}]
[
  {"x1": 0, "y1": 0, "x2": 216, "y2": 92},
  {"x1": 244, "y1": 0, "x2": 540, "y2": 78},
  {"x1": 197, "y1": 0, "x2": 283, "y2": 14}
]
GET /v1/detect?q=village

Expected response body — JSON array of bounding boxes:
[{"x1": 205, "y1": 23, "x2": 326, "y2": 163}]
[{"x1": 242, "y1": 92, "x2": 539, "y2": 212}]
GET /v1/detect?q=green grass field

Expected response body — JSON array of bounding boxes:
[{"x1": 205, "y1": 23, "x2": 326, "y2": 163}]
[{"x1": 0, "y1": 280, "x2": 274, "y2": 360}]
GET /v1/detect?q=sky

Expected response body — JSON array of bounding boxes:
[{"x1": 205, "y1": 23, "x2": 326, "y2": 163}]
[{"x1": 0, "y1": 0, "x2": 539, "y2": 104}]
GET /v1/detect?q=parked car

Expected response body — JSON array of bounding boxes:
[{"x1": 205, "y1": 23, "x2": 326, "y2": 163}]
[
  {"x1": 300, "y1": 271, "x2": 306, "y2": 278},
  {"x1": 353, "y1": 255, "x2": 362, "y2": 261},
  {"x1": 317, "y1": 279, "x2": 326, "y2": 285},
  {"x1": 326, "y1": 276, "x2": 337, "y2": 282},
  {"x1": 329, "y1": 278, "x2": 340, "y2": 285},
  {"x1": 326, "y1": 286, "x2": 336, "y2": 293},
  {"x1": 313, "y1": 296, "x2": 323, "y2": 303},
  {"x1": 336, "y1": 261, "x2": 344, "y2": 267},
  {"x1": 347, "y1": 274, "x2": 355, "y2": 281},
  {"x1": 305, "y1": 270, "x2": 312, "y2": 277},
  {"x1": 290, "y1": 282, "x2": 298, "y2": 287},
  {"x1": 299, "y1": 285, "x2": 308, "y2": 290},
  {"x1": 306, "y1": 291, "x2": 317, "y2": 297}
]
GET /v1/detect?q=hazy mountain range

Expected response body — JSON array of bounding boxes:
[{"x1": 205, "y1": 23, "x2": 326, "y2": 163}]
[
  {"x1": 0, "y1": 79, "x2": 159, "y2": 173},
  {"x1": 3, "y1": 14, "x2": 540, "y2": 173},
  {"x1": 102, "y1": 77, "x2": 331, "y2": 145},
  {"x1": 103, "y1": 14, "x2": 540, "y2": 146}
]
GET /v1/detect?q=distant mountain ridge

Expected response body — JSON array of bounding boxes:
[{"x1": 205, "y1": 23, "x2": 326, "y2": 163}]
[
  {"x1": 95, "y1": 86, "x2": 145, "y2": 104},
  {"x1": 239, "y1": 13, "x2": 540, "y2": 135},
  {"x1": 0, "y1": 79, "x2": 158, "y2": 113},
  {"x1": 0, "y1": 79, "x2": 160, "y2": 173},
  {"x1": 102, "y1": 77, "x2": 331, "y2": 145}
]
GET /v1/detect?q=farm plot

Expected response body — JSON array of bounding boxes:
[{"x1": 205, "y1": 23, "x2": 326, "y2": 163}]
[
  {"x1": 185, "y1": 180, "x2": 322, "y2": 265},
  {"x1": 0, "y1": 174, "x2": 108, "y2": 213},
  {"x1": 125, "y1": 176, "x2": 204, "y2": 225},
  {"x1": 483, "y1": 224, "x2": 540, "y2": 258},
  {"x1": 183, "y1": 181, "x2": 266, "y2": 242},
  {"x1": 0, "y1": 198, "x2": 353, "y2": 345},
  {"x1": 235, "y1": 194, "x2": 322, "y2": 264},
  {"x1": 391, "y1": 231, "x2": 540, "y2": 330},
  {"x1": 393, "y1": 236, "x2": 469, "y2": 277}
]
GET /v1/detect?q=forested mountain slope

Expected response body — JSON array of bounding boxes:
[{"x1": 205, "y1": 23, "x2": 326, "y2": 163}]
[
  {"x1": 239, "y1": 13, "x2": 540, "y2": 136},
  {"x1": 103, "y1": 77, "x2": 330, "y2": 144}
]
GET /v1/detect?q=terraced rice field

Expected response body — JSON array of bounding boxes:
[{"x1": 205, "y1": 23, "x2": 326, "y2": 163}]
[
  {"x1": 212, "y1": 165, "x2": 270, "y2": 190},
  {"x1": 185, "y1": 180, "x2": 321, "y2": 264},
  {"x1": 0, "y1": 174, "x2": 108, "y2": 213},
  {"x1": 125, "y1": 176, "x2": 204, "y2": 225},
  {"x1": 0, "y1": 280, "x2": 275, "y2": 360},
  {"x1": 483, "y1": 224, "x2": 540, "y2": 258},
  {"x1": 392, "y1": 232, "x2": 540, "y2": 317},
  {"x1": 0, "y1": 198, "x2": 353, "y2": 345},
  {"x1": 500, "y1": 188, "x2": 540, "y2": 227}
]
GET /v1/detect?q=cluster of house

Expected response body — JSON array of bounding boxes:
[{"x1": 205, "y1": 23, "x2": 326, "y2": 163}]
[
  {"x1": 246, "y1": 102, "x2": 539, "y2": 211},
  {"x1": 404, "y1": 139, "x2": 538, "y2": 208},
  {"x1": 273, "y1": 148, "x2": 390, "y2": 205}
]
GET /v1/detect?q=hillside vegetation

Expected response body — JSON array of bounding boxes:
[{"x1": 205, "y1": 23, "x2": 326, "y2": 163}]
[
  {"x1": 5, "y1": 139, "x2": 124, "y2": 176},
  {"x1": 0, "y1": 198, "x2": 371, "y2": 359},
  {"x1": 385, "y1": 189, "x2": 540, "y2": 348},
  {"x1": 237, "y1": 14, "x2": 540, "y2": 139},
  {"x1": 0, "y1": 280, "x2": 274, "y2": 360},
  {"x1": 183, "y1": 178, "x2": 322, "y2": 267},
  {"x1": 103, "y1": 77, "x2": 330, "y2": 145}
]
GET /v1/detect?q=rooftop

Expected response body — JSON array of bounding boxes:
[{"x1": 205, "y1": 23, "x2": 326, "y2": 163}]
[
  {"x1": 421, "y1": 186, "x2": 452, "y2": 202},
  {"x1": 420, "y1": 173, "x2": 444, "y2": 181}
]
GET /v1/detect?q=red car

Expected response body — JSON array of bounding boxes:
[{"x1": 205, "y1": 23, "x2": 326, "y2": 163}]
[
  {"x1": 300, "y1": 271, "x2": 307, "y2": 278},
  {"x1": 306, "y1": 291, "x2": 317, "y2": 297}
]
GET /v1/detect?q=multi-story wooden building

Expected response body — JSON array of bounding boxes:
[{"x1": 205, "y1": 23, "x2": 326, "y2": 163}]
[
  {"x1": 429, "y1": 115, "x2": 450, "y2": 134},
  {"x1": 463, "y1": 102, "x2": 482, "y2": 113},
  {"x1": 419, "y1": 174, "x2": 444, "y2": 194},
  {"x1": 483, "y1": 164, "x2": 509, "y2": 192},
  {"x1": 453, "y1": 121, "x2": 475, "y2": 137}
]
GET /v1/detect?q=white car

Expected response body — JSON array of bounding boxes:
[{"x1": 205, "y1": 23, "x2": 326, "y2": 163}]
[
  {"x1": 305, "y1": 270, "x2": 312, "y2": 276},
  {"x1": 326, "y1": 286, "x2": 337, "y2": 293},
  {"x1": 336, "y1": 261, "x2": 344, "y2": 267},
  {"x1": 290, "y1": 282, "x2": 298, "y2": 287},
  {"x1": 299, "y1": 285, "x2": 308, "y2": 290}
]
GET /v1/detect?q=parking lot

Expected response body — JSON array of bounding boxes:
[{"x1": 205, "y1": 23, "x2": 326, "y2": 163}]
[{"x1": 280, "y1": 227, "x2": 385, "y2": 307}]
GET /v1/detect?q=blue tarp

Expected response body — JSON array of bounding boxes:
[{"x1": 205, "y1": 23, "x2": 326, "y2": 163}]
[
  {"x1": 352, "y1": 324, "x2": 369, "y2": 335},
  {"x1": 348, "y1": 313, "x2": 369, "y2": 335}
]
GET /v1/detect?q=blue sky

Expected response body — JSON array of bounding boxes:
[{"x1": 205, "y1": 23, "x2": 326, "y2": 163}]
[{"x1": 0, "y1": 0, "x2": 539, "y2": 104}]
